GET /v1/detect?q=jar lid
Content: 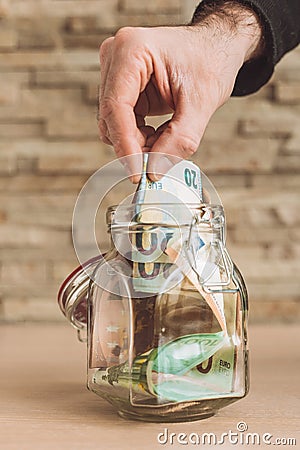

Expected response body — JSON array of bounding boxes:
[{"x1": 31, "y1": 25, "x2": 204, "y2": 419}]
[{"x1": 57, "y1": 255, "x2": 104, "y2": 331}]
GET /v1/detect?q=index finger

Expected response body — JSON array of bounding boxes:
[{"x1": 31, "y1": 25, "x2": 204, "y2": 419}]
[{"x1": 100, "y1": 29, "x2": 153, "y2": 179}]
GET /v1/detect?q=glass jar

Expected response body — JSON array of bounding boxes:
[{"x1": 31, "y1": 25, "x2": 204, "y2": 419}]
[{"x1": 59, "y1": 202, "x2": 249, "y2": 422}]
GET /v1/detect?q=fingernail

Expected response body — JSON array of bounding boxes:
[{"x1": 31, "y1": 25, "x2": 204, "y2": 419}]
[
  {"x1": 147, "y1": 154, "x2": 175, "y2": 180},
  {"x1": 120, "y1": 153, "x2": 143, "y2": 184}
]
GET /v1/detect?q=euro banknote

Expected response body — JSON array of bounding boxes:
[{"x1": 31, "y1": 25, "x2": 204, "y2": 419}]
[{"x1": 132, "y1": 153, "x2": 203, "y2": 294}]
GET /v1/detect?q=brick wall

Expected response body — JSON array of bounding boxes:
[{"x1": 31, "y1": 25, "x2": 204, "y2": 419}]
[{"x1": 0, "y1": 0, "x2": 299, "y2": 323}]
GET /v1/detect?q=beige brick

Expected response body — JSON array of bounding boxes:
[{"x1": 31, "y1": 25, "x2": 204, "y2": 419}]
[
  {"x1": 0, "y1": 193, "x2": 76, "y2": 228},
  {"x1": 207, "y1": 174, "x2": 248, "y2": 188},
  {"x1": 0, "y1": 25, "x2": 17, "y2": 48},
  {"x1": 0, "y1": 248, "x2": 77, "y2": 262},
  {"x1": 216, "y1": 96, "x2": 273, "y2": 121},
  {"x1": 222, "y1": 188, "x2": 300, "y2": 228},
  {"x1": 34, "y1": 70, "x2": 100, "y2": 87},
  {"x1": 0, "y1": 140, "x2": 115, "y2": 171},
  {"x1": 4, "y1": 88, "x2": 98, "y2": 138},
  {"x1": 275, "y1": 155, "x2": 300, "y2": 172},
  {"x1": 71, "y1": 189, "x2": 118, "y2": 249},
  {"x1": 0, "y1": 122, "x2": 44, "y2": 138},
  {"x1": 275, "y1": 49, "x2": 300, "y2": 82},
  {"x1": 84, "y1": 83, "x2": 99, "y2": 104},
  {"x1": 0, "y1": 73, "x2": 30, "y2": 105},
  {"x1": 118, "y1": 13, "x2": 181, "y2": 27},
  {"x1": 0, "y1": 0, "x2": 10, "y2": 19},
  {"x1": 248, "y1": 282, "x2": 300, "y2": 302},
  {"x1": 250, "y1": 301, "x2": 300, "y2": 323},
  {"x1": 239, "y1": 115, "x2": 297, "y2": 137},
  {"x1": 228, "y1": 244, "x2": 264, "y2": 268},
  {"x1": 241, "y1": 258, "x2": 300, "y2": 282},
  {"x1": 230, "y1": 226, "x2": 294, "y2": 246},
  {"x1": 13, "y1": 87, "x2": 98, "y2": 138},
  {"x1": 275, "y1": 203, "x2": 300, "y2": 227},
  {"x1": 244, "y1": 82, "x2": 274, "y2": 101},
  {"x1": 264, "y1": 242, "x2": 298, "y2": 260},
  {"x1": 0, "y1": 72, "x2": 29, "y2": 83},
  {"x1": 0, "y1": 224, "x2": 71, "y2": 248},
  {"x1": 121, "y1": 0, "x2": 180, "y2": 13},
  {"x1": 62, "y1": 33, "x2": 111, "y2": 49},
  {"x1": 291, "y1": 228, "x2": 300, "y2": 242},
  {"x1": 226, "y1": 207, "x2": 279, "y2": 229},
  {"x1": 181, "y1": 0, "x2": 201, "y2": 22},
  {"x1": 0, "y1": 280, "x2": 59, "y2": 298},
  {"x1": 0, "y1": 157, "x2": 16, "y2": 175},
  {"x1": 0, "y1": 87, "x2": 14, "y2": 106},
  {"x1": 37, "y1": 143, "x2": 114, "y2": 173},
  {"x1": 16, "y1": 157, "x2": 37, "y2": 173},
  {"x1": 221, "y1": 187, "x2": 299, "y2": 210},
  {"x1": 64, "y1": 16, "x2": 99, "y2": 34},
  {"x1": 283, "y1": 134, "x2": 300, "y2": 154},
  {"x1": 195, "y1": 138, "x2": 279, "y2": 173},
  {"x1": 0, "y1": 84, "x2": 18, "y2": 105},
  {"x1": 0, "y1": 51, "x2": 98, "y2": 70},
  {"x1": 51, "y1": 260, "x2": 80, "y2": 282},
  {"x1": 0, "y1": 204, "x2": 6, "y2": 225},
  {"x1": 0, "y1": 208, "x2": 6, "y2": 223},
  {"x1": 11, "y1": 1, "x2": 119, "y2": 23},
  {"x1": 65, "y1": 14, "x2": 119, "y2": 32},
  {"x1": 1, "y1": 261, "x2": 48, "y2": 285},
  {"x1": 275, "y1": 81, "x2": 300, "y2": 104},
  {"x1": 0, "y1": 175, "x2": 88, "y2": 192},
  {"x1": 17, "y1": 19, "x2": 59, "y2": 49},
  {"x1": 201, "y1": 118, "x2": 237, "y2": 140},
  {"x1": 145, "y1": 114, "x2": 172, "y2": 129},
  {"x1": 0, "y1": 87, "x2": 61, "y2": 121},
  {"x1": 47, "y1": 113, "x2": 97, "y2": 138},
  {"x1": 0, "y1": 86, "x2": 100, "y2": 137},
  {"x1": 251, "y1": 174, "x2": 300, "y2": 188}
]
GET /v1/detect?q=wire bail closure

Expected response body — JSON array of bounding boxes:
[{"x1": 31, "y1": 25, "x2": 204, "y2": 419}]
[{"x1": 184, "y1": 214, "x2": 238, "y2": 294}]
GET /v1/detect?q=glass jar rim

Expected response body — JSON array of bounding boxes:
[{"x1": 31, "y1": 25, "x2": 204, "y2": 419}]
[{"x1": 106, "y1": 203, "x2": 224, "y2": 228}]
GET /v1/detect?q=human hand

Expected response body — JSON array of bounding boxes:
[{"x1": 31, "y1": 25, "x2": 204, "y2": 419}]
[{"x1": 98, "y1": 2, "x2": 263, "y2": 182}]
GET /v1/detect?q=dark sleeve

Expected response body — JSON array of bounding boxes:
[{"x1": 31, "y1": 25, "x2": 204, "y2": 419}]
[{"x1": 192, "y1": 0, "x2": 300, "y2": 96}]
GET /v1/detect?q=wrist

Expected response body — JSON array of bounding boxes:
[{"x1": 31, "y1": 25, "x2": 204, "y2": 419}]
[{"x1": 191, "y1": 0, "x2": 264, "y2": 62}]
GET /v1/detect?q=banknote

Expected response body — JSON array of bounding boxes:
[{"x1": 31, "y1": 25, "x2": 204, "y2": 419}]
[
  {"x1": 93, "y1": 330, "x2": 235, "y2": 403},
  {"x1": 132, "y1": 154, "x2": 203, "y2": 294},
  {"x1": 133, "y1": 153, "x2": 203, "y2": 222},
  {"x1": 151, "y1": 339, "x2": 236, "y2": 402},
  {"x1": 165, "y1": 240, "x2": 227, "y2": 333}
]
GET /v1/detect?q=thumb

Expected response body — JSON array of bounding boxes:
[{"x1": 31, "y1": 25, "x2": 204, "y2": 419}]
[{"x1": 147, "y1": 100, "x2": 211, "y2": 180}]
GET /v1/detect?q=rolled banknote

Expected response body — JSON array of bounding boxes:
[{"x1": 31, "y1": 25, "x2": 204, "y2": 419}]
[
  {"x1": 132, "y1": 153, "x2": 203, "y2": 294},
  {"x1": 94, "y1": 330, "x2": 227, "y2": 400},
  {"x1": 131, "y1": 153, "x2": 227, "y2": 332},
  {"x1": 133, "y1": 153, "x2": 203, "y2": 221}
]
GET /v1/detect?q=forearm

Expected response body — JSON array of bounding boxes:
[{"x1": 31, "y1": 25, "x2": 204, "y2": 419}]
[
  {"x1": 192, "y1": 0, "x2": 300, "y2": 96},
  {"x1": 191, "y1": 0, "x2": 264, "y2": 62}
]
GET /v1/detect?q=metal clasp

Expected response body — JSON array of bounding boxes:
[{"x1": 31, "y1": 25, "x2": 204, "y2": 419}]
[
  {"x1": 77, "y1": 329, "x2": 87, "y2": 343},
  {"x1": 184, "y1": 214, "x2": 238, "y2": 294}
]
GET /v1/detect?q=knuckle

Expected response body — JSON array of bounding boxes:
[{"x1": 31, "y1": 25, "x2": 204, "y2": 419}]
[
  {"x1": 102, "y1": 136, "x2": 112, "y2": 145},
  {"x1": 99, "y1": 134, "x2": 108, "y2": 145},
  {"x1": 114, "y1": 26, "x2": 143, "y2": 46},
  {"x1": 169, "y1": 123, "x2": 199, "y2": 156},
  {"x1": 99, "y1": 37, "x2": 113, "y2": 61},
  {"x1": 113, "y1": 144, "x2": 123, "y2": 156},
  {"x1": 98, "y1": 118, "x2": 107, "y2": 133},
  {"x1": 179, "y1": 135, "x2": 199, "y2": 156},
  {"x1": 100, "y1": 96, "x2": 118, "y2": 119}
]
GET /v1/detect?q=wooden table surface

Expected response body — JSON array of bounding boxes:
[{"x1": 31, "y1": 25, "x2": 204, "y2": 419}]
[{"x1": 0, "y1": 323, "x2": 299, "y2": 450}]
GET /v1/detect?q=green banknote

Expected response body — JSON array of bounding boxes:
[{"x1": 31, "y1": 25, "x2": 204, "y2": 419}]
[{"x1": 93, "y1": 331, "x2": 238, "y2": 403}]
